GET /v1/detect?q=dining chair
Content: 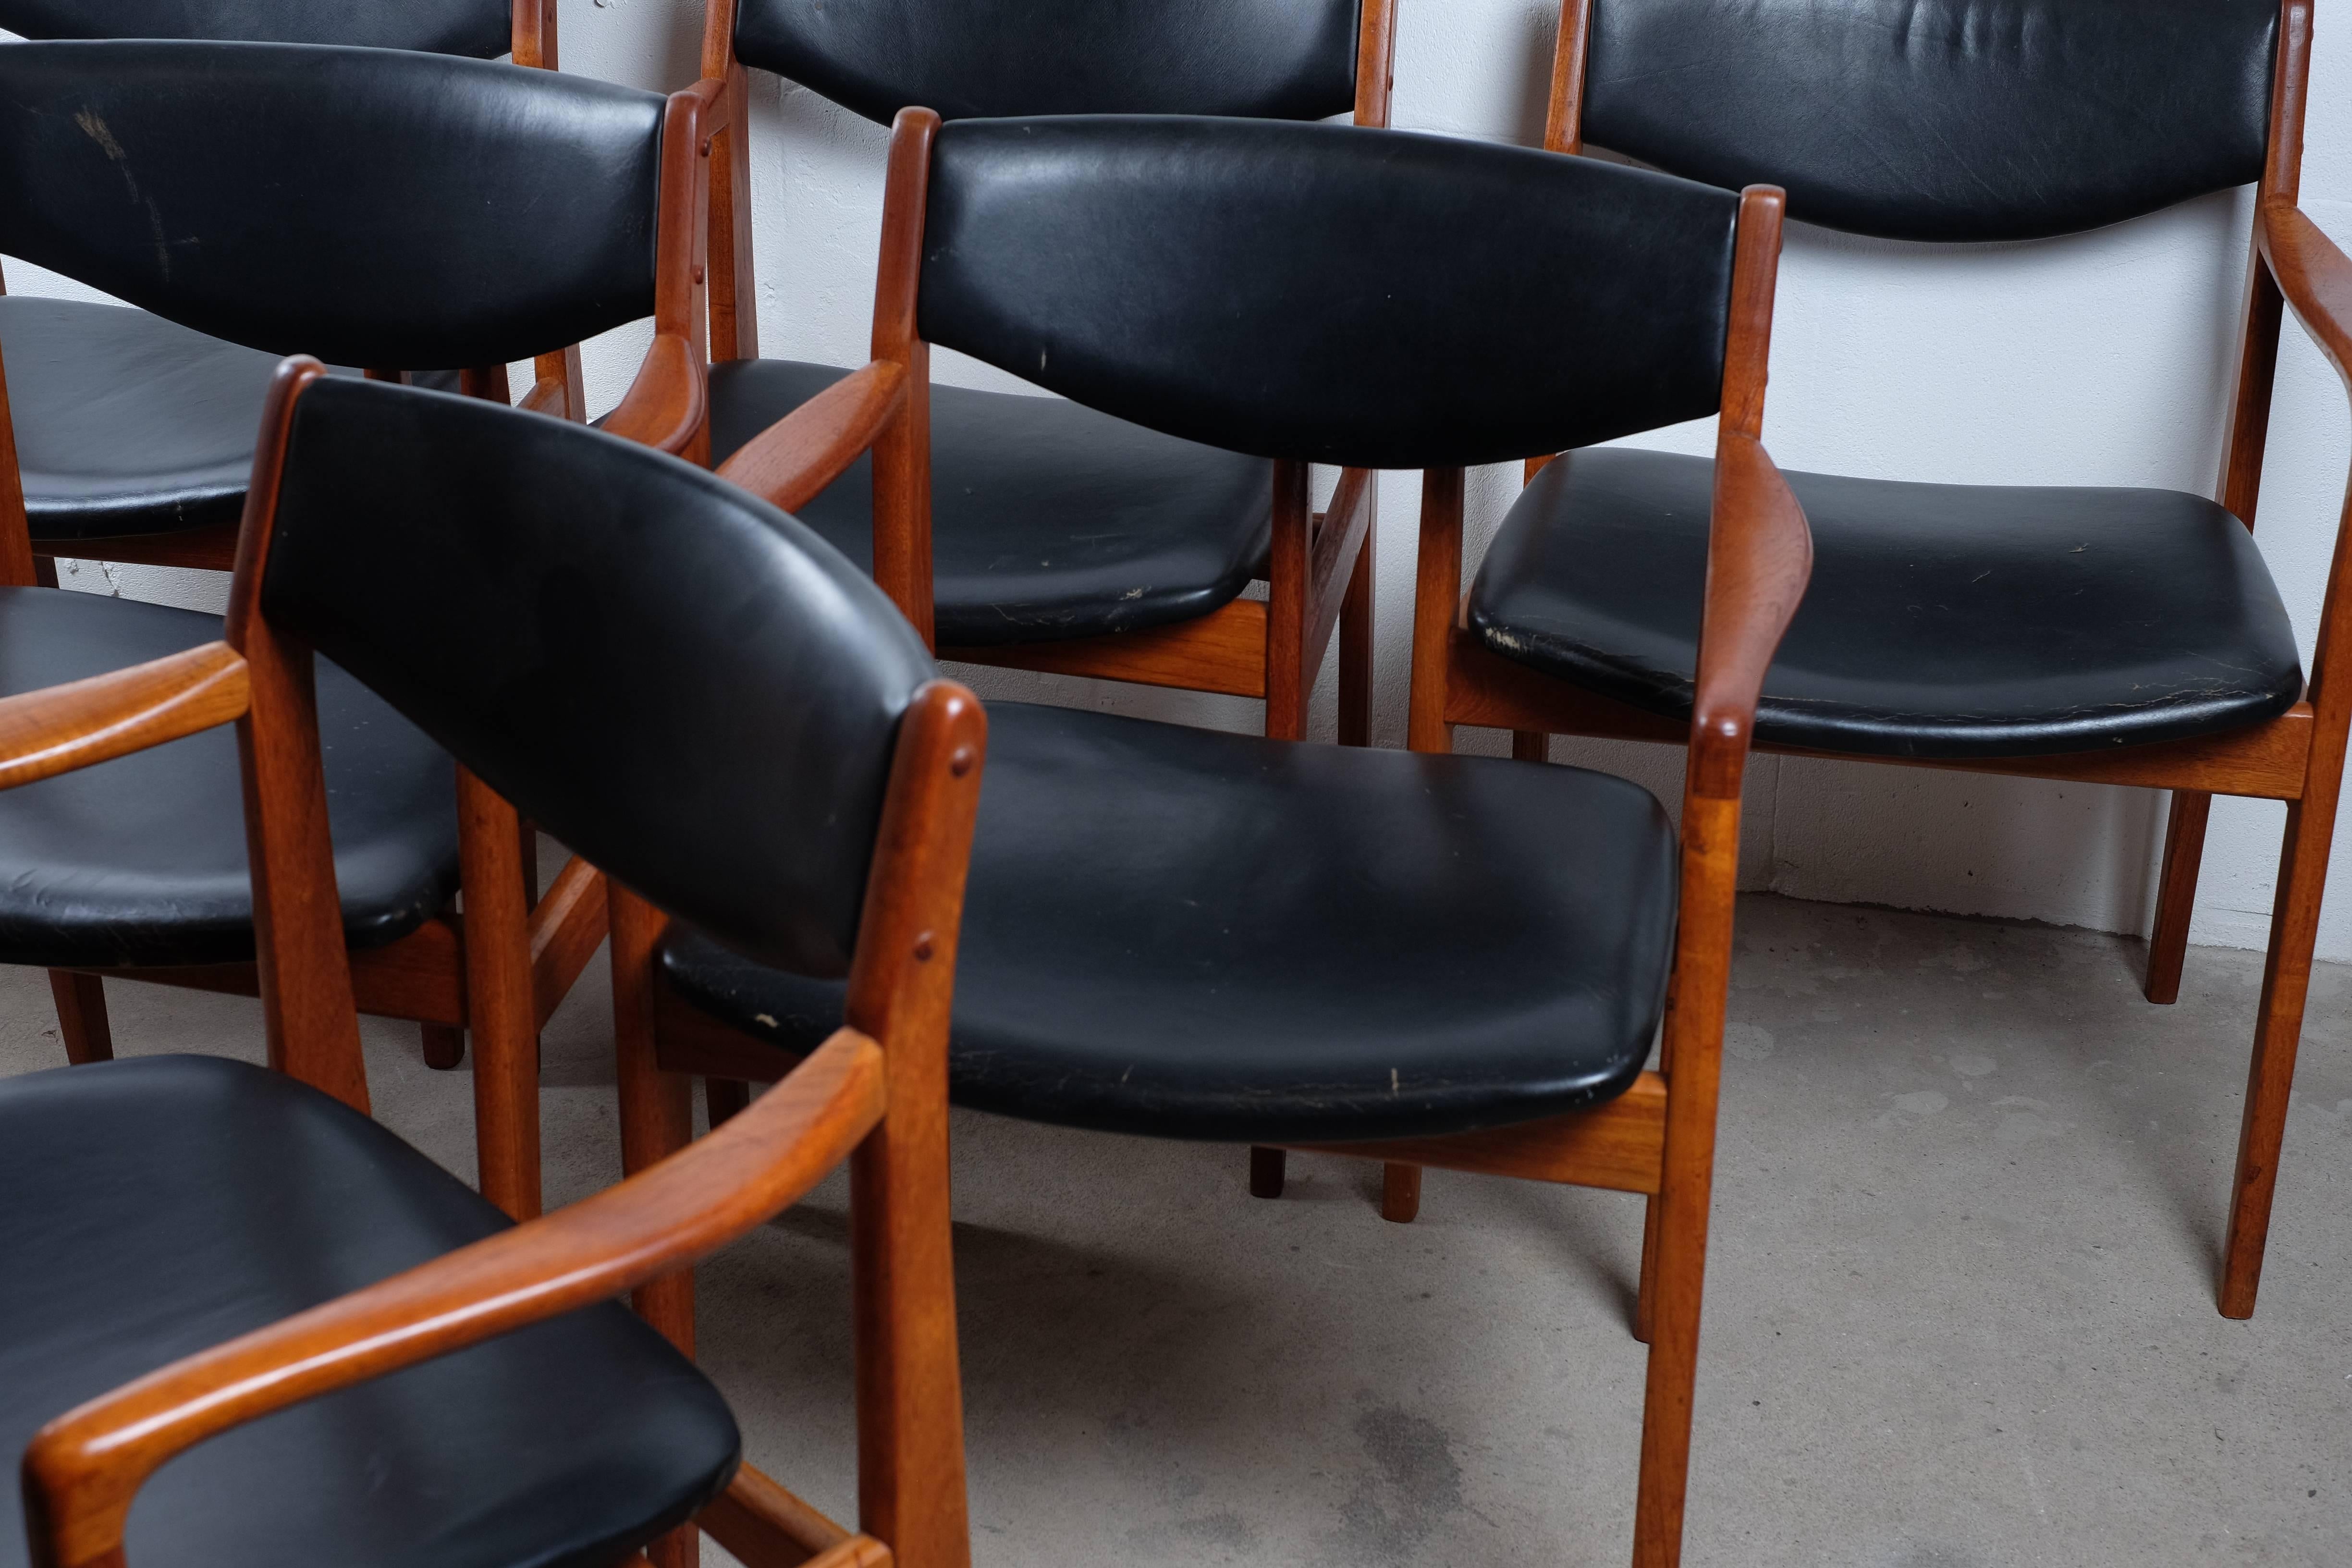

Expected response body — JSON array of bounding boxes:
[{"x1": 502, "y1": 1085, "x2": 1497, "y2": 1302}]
[
  {"x1": 633, "y1": 107, "x2": 1802, "y2": 1567},
  {"x1": 698, "y1": 0, "x2": 1401, "y2": 1193},
  {"x1": 1, "y1": 356, "x2": 973, "y2": 1568},
  {"x1": 0, "y1": 37, "x2": 724, "y2": 1217},
  {"x1": 1433, "y1": 0, "x2": 2340, "y2": 1318},
  {"x1": 0, "y1": 0, "x2": 582, "y2": 581}
]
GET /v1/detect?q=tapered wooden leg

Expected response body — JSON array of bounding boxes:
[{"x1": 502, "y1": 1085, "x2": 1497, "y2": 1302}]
[
  {"x1": 1631, "y1": 1168, "x2": 1711, "y2": 1567},
  {"x1": 47, "y1": 971, "x2": 112, "y2": 1064},
  {"x1": 1379, "y1": 1162, "x2": 1420, "y2": 1223},
  {"x1": 420, "y1": 1023, "x2": 465, "y2": 1069},
  {"x1": 1338, "y1": 512, "x2": 1374, "y2": 749},
  {"x1": 2219, "y1": 787, "x2": 2338, "y2": 1318},
  {"x1": 2145, "y1": 790, "x2": 2212, "y2": 1004},
  {"x1": 611, "y1": 879, "x2": 699, "y2": 1568},
  {"x1": 1633, "y1": 1194, "x2": 1661, "y2": 1345},
  {"x1": 1249, "y1": 1146, "x2": 1286, "y2": 1198},
  {"x1": 707, "y1": 1076, "x2": 751, "y2": 1128},
  {"x1": 457, "y1": 767, "x2": 542, "y2": 1221},
  {"x1": 1512, "y1": 730, "x2": 1549, "y2": 762}
]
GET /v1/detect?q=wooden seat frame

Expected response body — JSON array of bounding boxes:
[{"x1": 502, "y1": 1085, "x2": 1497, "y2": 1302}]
[
  {"x1": 0, "y1": 65, "x2": 728, "y2": 1223},
  {"x1": 1412, "y1": 0, "x2": 2346, "y2": 1319},
  {"x1": 639, "y1": 106, "x2": 1805, "y2": 1568},
  {"x1": 2, "y1": 356, "x2": 976, "y2": 1568}
]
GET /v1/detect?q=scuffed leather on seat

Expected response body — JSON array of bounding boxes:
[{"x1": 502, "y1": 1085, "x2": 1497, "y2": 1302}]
[
  {"x1": 734, "y1": 0, "x2": 1360, "y2": 124},
  {"x1": 663, "y1": 700, "x2": 1678, "y2": 1143},
  {"x1": 0, "y1": 1055, "x2": 739, "y2": 1568},
  {"x1": 1584, "y1": 0, "x2": 2277, "y2": 240},
  {"x1": 0, "y1": 587, "x2": 457, "y2": 968},
  {"x1": 1469, "y1": 448, "x2": 2303, "y2": 758},
  {"x1": 708, "y1": 359, "x2": 1272, "y2": 645}
]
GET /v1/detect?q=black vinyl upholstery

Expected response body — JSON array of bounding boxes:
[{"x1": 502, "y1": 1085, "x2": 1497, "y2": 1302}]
[
  {"x1": 0, "y1": 0, "x2": 512, "y2": 55},
  {"x1": 0, "y1": 41, "x2": 662, "y2": 368},
  {"x1": 662, "y1": 701, "x2": 1678, "y2": 1142},
  {"x1": 1469, "y1": 448, "x2": 2304, "y2": 758},
  {"x1": 263, "y1": 377, "x2": 935, "y2": 978},
  {"x1": 0, "y1": 1054, "x2": 739, "y2": 1568},
  {"x1": 707, "y1": 359, "x2": 1272, "y2": 645},
  {"x1": 733, "y1": 0, "x2": 1360, "y2": 124},
  {"x1": 1583, "y1": 0, "x2": 2278, "y2": 241},
  {"x1": 0, "y1": 586, "x2": 455, "y2": 968},
  {"x1": 0, "y1": 296, "x2": 321, "y2": 541},
  {"x1": 918, "y1": 117, "x2": 1740, "y2": 470}
]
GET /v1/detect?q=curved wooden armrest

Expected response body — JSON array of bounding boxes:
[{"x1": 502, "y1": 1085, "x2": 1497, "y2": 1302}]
[
  {"x1": 1688, "y1": 432, "x2": 1812, "y2": 800},
  {"x1": 715, "y1": 361, "x2": 907, "y2": 514},
  {"x1": 601, "y1": 332, "x2": 707, "y2": 456},
  {"x1": 2261, "y1": 198, "x2": 2352, "y2": 387},
  {"x1": 22, "y1": 1029, "x2": 887, "y2": 1568},
  {"x1": 0, "y1": 640, "x2": 247, "y2": 794}
]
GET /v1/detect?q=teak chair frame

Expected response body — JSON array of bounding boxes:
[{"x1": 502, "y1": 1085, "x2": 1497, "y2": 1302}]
[
  {"x1": 1444, "y1": 0, "x2": 2348, "y2": 1319},
  {"x1": 643, "y1": 105, "x2": 1806, "y2": 1568},
  {"x1": 5, "y1": 352, "x2": 974, "y2": 1568},
  {"x1": 0, "y1": 70, "x2": 728, "y2": 1222},
  {"x1": 693, "y1": 0, "x2": 1396, "y2": 748}
]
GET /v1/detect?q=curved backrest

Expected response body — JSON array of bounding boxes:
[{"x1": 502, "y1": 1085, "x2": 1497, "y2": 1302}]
[
  {"x1": 1583, "y1": 0, "x2": 2278, "y2": 242},
  {"x1": 262, "y1": 376, "x2": 937, "y2": 977},
  {"x1": 0, "y1": 42, "x2": 662, "y2": 368},
  {"x1": 917, "y1": 117, "x2": 1740, "y2": 470},
  {"x1": 734, "y1": 0, "x2": 1360, "y2": 124},
  {"x1": 0, "y1": 0, "x2": 511, "y2": 56}
]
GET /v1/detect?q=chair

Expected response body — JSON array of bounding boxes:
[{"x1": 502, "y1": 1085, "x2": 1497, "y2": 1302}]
[
  {"x1": 0, "y1": 38, "x2": 724, "y2": 1216},
  {"x1": 637, "y1": 108, "x2": 1803, "y2": 1567},
  {"x1": 0, "y1": 0, "x2": 579, "y2": 581},
  {"x1": 1423, "y1": 0, "x2": 2340, "y2": 1319},
  {"x1": 695, "y1": 0, "x2": 1394, "y2": 743},
  {"x1": 1, "y1": 358, "x2": 974, "y2": 1568}
]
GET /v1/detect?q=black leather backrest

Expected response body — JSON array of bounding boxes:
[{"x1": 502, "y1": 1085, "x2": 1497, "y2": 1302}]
[
  {"x1": 917, "y1": 117, "x2": 1740, "y2": 469},
  {"x1": 263, "y1": 377, "x2": 938, "y2": 977},
  {"x1": 734, "y1": 0, "x2": 1359, "y2": 124},
  {"x1": 0, "y1": 42, "x2": 661, "y2": 368},
  {"x1": 1584, "y1": 0, "x2": 2278, "y2": 242},
  {"x1": 0, "y1": 0, "x2": 511, "y2": 56}
]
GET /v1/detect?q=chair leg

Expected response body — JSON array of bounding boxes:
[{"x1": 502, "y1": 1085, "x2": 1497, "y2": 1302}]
[
  {"x1": 1249, "y1": 1146, "x2": 1286, "y2": 1198},
  {"x1": 706, "y1": 1076, "x2": 751, "y2": 1128},
  {"x1": 420, "y1": 1023, "x2": 465, "y2": 1070},
  {"x1": 1380, "y1": 1162, "x2": 1420, "y2": 1223},
  {"x1": 1338, "y1": 517, "x2": 1374, "y2": 749},
  {"x1": 46, "y1": 971, "x2": 113, "y2": 1064},
  {"x1": 1630, "y1": 1171, "x2": 1710, "y2": 1568},
  {"x1": 2218, "y1": 788, "x2": 2337, "y2": 1318},
  {"x1": 1512, "y1": 729, "x2": 1549, "y2": 762},
  {"x1": 1632, "y1": 1194, "x2": 1661, "y2": 1345},
  {"x1": 457, "y1": 769, "x2": 544, "y2": 1222},
  {"x1": 2145, "y1": 789, "x2": 2212, "y2": 1004}
]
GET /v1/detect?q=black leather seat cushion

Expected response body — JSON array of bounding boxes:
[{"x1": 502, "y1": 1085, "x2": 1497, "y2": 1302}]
[
  {"x1": 0, "y1": 1054, "x2": 739, "y2": 1568},
  {"x1": 0, "y1": 586, "x2": 457, "y2": 967},
  {"x1": 662, "y1": 701, "x2": 1678, "y2": 1142},
  {"x1": 1, "y1": 296, "x2": 290, "y2": 541},
  {"x1": 707, "y1": 359, "x2": 1270, "y2": 645},
  {"x1": 1468, "y1": 448, "x2": 2305, "y2": 759}
]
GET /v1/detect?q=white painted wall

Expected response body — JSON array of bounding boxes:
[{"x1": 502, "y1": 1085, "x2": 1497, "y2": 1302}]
[{"x1": 13, "y1": 0, "x2": 2352, "y2": 960}]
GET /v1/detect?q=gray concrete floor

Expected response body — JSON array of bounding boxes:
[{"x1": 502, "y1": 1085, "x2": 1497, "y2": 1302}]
[{"x1": 2, "y1": 893, "x2": 2347, "y2": 1566}]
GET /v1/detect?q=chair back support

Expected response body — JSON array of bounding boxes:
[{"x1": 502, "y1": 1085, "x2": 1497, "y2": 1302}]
[
  {"x1": 916, "y1": 117, "x2": 1740, "y2": 470},
  {"x1": 261, "y1": 377, "x2": 937, "y2": 977},
  {"x1": 1583, "y1": 0, "x2": 2277, "y2": 241},
  {"x1": 734, "y1": 0, "x2": 1360, "y2": 124},
  {"x1": 0, "y1": 42, "x2": 661, "y2": 367},
  {"x1": 0, "y1": 0, "x2": 512, "y2": 55}
]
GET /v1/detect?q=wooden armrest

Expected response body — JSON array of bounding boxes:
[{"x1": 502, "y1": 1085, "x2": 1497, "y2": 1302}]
[
  {"x1": 715, "y1": 361, "x2": 907, "y2": 514},
  {"x1": 2261, "y1": 198, "x2": 2352, "y2": 386},
  {"x1": 1688, "y1": 432, "x2": 1812, "y2": 799},
  {"x1": 22, "y1": 1029, "x2": 887, "y2": 1568},
  {"x1": 681, "y1": 74, "x2": 730, "y2": 141},
  {"x1": 0, "y1": 640, "x2": 247, "y2": 793},
  {"x1": 601, "y1": 333, "x2": 707, "y2": 456}
]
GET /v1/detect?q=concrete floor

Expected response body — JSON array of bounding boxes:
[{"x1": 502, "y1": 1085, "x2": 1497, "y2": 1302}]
[{"x1": 2, "y1": 893, "x2": 2347, "y2": 1566}]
